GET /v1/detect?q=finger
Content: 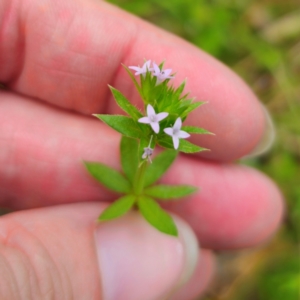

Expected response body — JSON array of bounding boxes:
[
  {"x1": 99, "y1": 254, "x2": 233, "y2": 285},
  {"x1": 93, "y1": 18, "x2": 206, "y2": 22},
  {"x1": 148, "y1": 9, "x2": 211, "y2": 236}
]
[
  {"x1": 0, "y1": 203, "x2": 198, "y2": 300},
  {"x1": 170, "y1": 250, "x2": 215, "y2": 300},
  {"x1": 165, "y1": 158, "x2": 284, "y2": 250},
  {"x1": 0, "y1": 92, "x2": 283, "y2": 249},
  {"x1": 0, "y1": 0, "x2": 270, "y2": 161}
]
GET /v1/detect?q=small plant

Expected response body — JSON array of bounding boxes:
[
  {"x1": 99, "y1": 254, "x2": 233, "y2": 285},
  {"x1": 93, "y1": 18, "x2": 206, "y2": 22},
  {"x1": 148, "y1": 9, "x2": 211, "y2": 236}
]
[{"x1": 84, "y1": 60, "x2": 212, "y2": 236}]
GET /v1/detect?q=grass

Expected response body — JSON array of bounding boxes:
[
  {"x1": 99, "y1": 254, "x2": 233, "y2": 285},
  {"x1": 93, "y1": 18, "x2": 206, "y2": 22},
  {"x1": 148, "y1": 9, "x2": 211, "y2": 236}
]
[{"x1": 107, "y1": 0, "x2": 300, "y2": 299}]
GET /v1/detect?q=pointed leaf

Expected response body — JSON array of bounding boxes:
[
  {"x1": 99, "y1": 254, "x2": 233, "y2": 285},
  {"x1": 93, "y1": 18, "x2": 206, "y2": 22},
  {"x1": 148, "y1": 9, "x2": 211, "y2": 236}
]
[
  {"x1": 99, "y1": 195, "x2": 136, "y2": 221},
  {"x1": 122, "y1": 64, "x2": 143, "y2": 97},
  {"x1": 180, "y1": 101, "x2": 206, "y2": 119},
  {"x1": 137, "y1": 196, "x2": 178, "y2": 236},
  {"x1": 94, "y1": 115, "x2": 143, "y2": 139},
  {"x1": 158, "y1": 136, "x2": 209, "y2": 153},
  {"x1": 84, "y1": 161, "x2": 131, "y2": 193},
  {"x1": 179, "y1": 99, "x2": 193, "y2": 108},
  {"x1": 109, "y1": 86, "x2": 142, "y2": 120},
  {"x1": 121, "y1": 136, "x2": 139, "y2": 183},
  {"x1": 174, "y1": 80, "x2": 186, "y2": 99},
  {"x1": 144, "y1": 185, "x2": 198, "y2": 200},
  {"x1": 181, "y1": 126, "x2": 214, "y2": 135},
  {"x1": 178, "y1": 139, "x2": 209, "y2": 153},
  {"x1": 144, "y1": 149, "x2": 178, "y2": 187}
]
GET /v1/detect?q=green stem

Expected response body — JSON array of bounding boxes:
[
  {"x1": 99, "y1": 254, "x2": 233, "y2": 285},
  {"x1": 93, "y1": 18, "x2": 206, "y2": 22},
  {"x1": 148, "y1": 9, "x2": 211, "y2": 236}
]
[{"x1": 133, "y1": 161, "x2": 147, "y2": 195}]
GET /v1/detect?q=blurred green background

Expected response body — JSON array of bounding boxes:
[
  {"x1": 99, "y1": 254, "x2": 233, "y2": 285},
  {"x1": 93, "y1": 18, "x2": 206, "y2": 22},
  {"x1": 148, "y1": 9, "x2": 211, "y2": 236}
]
[{"x1": 107, "y1": 0, "x2": 300, "y2": 299}]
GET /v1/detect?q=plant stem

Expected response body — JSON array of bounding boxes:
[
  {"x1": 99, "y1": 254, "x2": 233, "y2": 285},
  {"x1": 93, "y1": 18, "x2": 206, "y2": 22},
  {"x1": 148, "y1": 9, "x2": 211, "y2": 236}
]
[{"x1": 133, "y1": 161, "x2": 147, "y2": 195}]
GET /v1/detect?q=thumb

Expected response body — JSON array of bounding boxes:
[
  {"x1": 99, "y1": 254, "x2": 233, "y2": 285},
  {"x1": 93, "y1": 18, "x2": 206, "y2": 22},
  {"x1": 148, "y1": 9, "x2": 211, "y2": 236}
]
[{"x1": 0, "y1": 203, "x2": 198, "y2": 300}]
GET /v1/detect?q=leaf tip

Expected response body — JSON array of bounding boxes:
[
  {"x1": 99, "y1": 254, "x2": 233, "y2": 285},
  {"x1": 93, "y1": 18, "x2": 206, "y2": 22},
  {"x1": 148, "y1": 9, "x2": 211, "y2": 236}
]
[
  {"x1": 204, "y1": 130, "x2": 215, "y2": 136},
  {"x1": 198, "y1": 147, "x2": 210, "y2": 153},
  {"x1": 166, "y1": 230, "x2": 178, "y2": 237},
  {"x1": 83, "y1": 160, "x2": 92, "y2": 168},
  {"x1": 97, "y1": 215, "x2": 106, "y2": 222},
  {"x1": 189, "y1": 186, "x2": 199, "y2": 194},
  {"x1": 97, "y1": 214, "x2": 112, "y2": 222}
]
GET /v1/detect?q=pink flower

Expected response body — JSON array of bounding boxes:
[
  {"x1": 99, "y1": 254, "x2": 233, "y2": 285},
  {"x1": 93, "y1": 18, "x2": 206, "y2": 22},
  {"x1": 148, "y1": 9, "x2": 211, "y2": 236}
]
[
  {"x1": 138, "y1": 104, "x2": 168, "y2": 134},
  {"x1": 164, "y1": 118, "x2": 190, "y2": 149},
  {"x1": 152, "y1": 62, "x2": 174, "y2": 84},
  {"x1": 129, "y1": 60, "x2": 152, "y2": 77}
]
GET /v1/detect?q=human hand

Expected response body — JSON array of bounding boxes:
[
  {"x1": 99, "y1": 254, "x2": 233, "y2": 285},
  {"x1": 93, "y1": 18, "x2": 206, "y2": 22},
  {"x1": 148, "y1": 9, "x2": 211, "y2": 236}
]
[{"x1": 0, "y1": 0, "x2": 283, "y2": 299}]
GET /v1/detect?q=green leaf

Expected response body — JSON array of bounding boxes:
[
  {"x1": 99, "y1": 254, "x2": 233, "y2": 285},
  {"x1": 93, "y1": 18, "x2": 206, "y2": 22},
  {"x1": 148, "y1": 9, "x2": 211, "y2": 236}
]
[
  {"x1": 109, "y1": 86, "x2": 142, "y2": 121},
  {"x1": 94, "y1": 115, "x2": 143, "y2": 139},
  {"x1": 99, "y1": 195, "x2": 136, "y2": 221},
  {"x1": 121, "y1": 136, "x2": 139, "y2": 183},
  {"x1": 84, "y1": 162, "x2": 131, "y2": 193},
  {"x1": 174, "y1": 80, "x2": 186, "y2": 99},
  {"x1": 179, "y1": 139, "x2": 209, "y2": 153},
  {"x1": 144, "y1": 149, "x2": 178, "y2": 187},
  {"x1": 180, "y1": 101, "x2": 206, "y2": 119},
  {"x1": 181, "y1": 126, "x2": 214, "y2": 135},
  {"x1": 157, "y1": 136, "x2": 174, "y2": 150},
  {"x1": 137, "y1": 196, "x2": 178, "y2": 236},
  {"x1": 144, "y1": 185, "x2": 198, "y2": 200},
  {"x1": 122, "y1": 64, "x2": 143, "y2": 96},
  {"x1": 158, "y1": 136, "x2": 209, "y2": 153}
]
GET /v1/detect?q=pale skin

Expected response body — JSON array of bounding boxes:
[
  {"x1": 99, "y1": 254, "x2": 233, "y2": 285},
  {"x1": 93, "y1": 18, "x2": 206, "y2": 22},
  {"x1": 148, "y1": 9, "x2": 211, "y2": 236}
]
[{"x1": 0, "y1": 0, "x2": 283, "y2": 299}]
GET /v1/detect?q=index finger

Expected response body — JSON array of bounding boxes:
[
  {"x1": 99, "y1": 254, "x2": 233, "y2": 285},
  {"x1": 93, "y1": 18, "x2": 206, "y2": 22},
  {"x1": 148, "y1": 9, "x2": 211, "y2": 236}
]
[{"x1": 0, "y1": 0, "x2": 271, "y2": 161}]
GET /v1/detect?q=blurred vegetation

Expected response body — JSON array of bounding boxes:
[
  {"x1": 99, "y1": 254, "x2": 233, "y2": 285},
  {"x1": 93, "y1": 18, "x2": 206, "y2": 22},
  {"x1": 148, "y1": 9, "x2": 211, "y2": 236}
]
[{"x1": 108, "y1": 0, "x2": 300, "y2": 299}]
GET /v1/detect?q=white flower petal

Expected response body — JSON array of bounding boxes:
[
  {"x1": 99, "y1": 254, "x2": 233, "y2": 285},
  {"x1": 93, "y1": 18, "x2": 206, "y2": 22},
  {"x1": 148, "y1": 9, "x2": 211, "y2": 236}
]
[
  {"x1": 172, "y1": 136, "x2": 179, "y2": 149},
  {"x1": 129, "y1": 61, "x2": 152, "y2": 76},
  {"x1": 128, "y1": 66, "x2": 140, "y2": 72},
  {"x1": 138, "y1": 117, "x2": 151, "y2": 124},
  {"x1": 155, "y1": 78, "x2": 163, "y2": 86},
  {"x1": 151, "y1": 122, "x2": 160, "y2": 133},
  {"x1": 164, "y1": 127, "x2": 173, "y2": 136},
  {"x1": 156, "y1": 112, "x2": 168, "y2": 121},
  {"x1": 174, "y1": 118, "x2": 182, "y2": 131},
  {"x1": 153, "y1": 63, "x2": 160, "y2": 75},
  {"x1": 147, "y1": 104, "x2": 156, "y2": 117},
  {"x1": 164, "y1": 69, "x2": 172, "y2": 76},
  {"x1": 178, "y1": 131, "x2": 190, "y2": 139},
  {"x1": 144, "y1": 60, "x2": 152, "y2": 70}
]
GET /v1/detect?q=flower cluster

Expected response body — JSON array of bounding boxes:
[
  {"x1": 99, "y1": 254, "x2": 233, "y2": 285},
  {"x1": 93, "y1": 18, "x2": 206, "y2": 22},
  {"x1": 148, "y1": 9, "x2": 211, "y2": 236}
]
[
  {"x1": 94, "y1": 59, "x2": 210, "y2": 159},
  {"x1": 85, "y1": 59, "x2": 211, "y2": 236},
  {"x1": 128, "y1": 60, "x2": 201, "y2": 153},
  {"x1": 137, "y1": 103, "x2": 190, "y2": 150},
  {"x1": 129, "y1": 60, "x2": 174, "y2": 84}
]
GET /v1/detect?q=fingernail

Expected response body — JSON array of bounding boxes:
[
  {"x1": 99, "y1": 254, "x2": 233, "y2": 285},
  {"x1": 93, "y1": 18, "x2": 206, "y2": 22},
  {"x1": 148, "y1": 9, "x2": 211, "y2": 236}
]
[
  {"x1": 94, "y1": 211, "x2": 199, "y2": 300},
  {"x1": 245, "y1": 104, "x2": 275, "y2": 158},
  {"x1": 172, "y1": 216, "x2": 199, "y2": 289}
]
